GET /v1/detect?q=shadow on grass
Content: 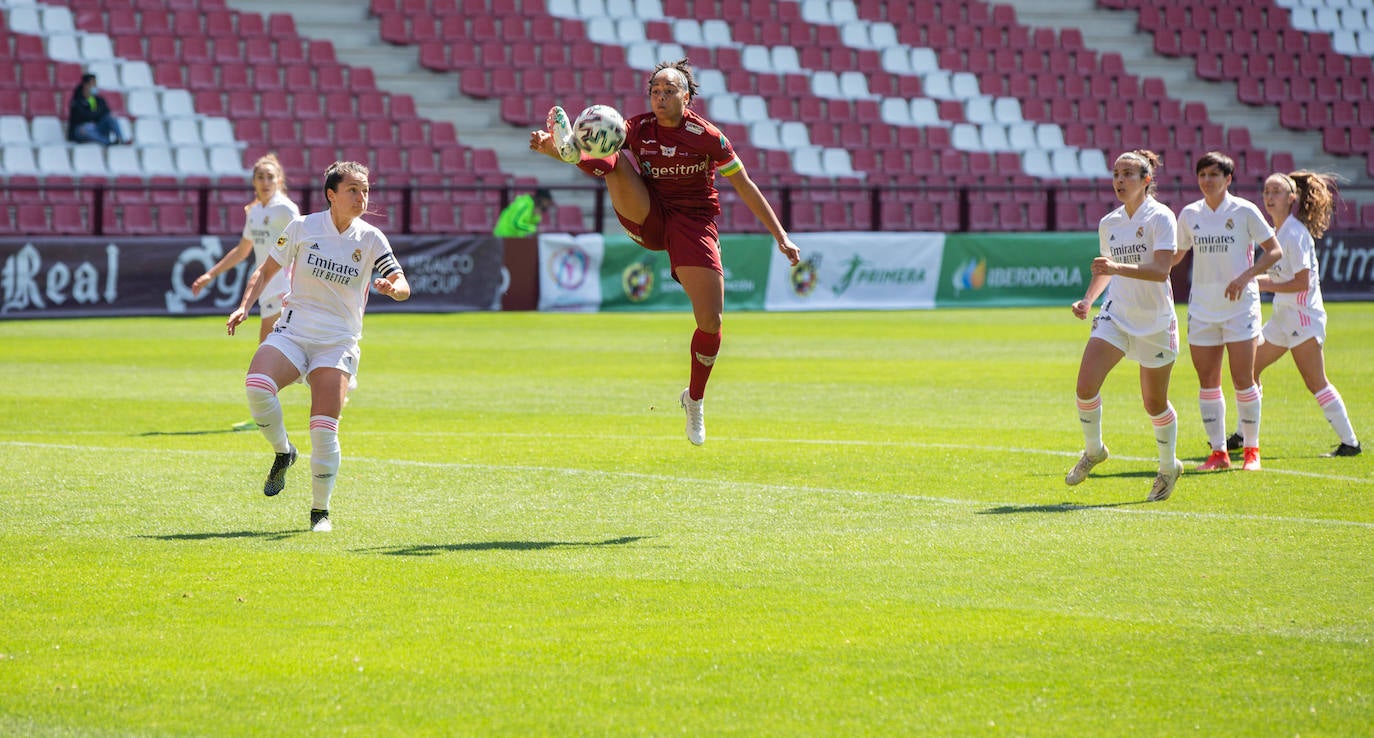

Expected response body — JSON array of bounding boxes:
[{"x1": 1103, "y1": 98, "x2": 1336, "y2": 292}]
[
  {"x1": 354, "y1": 535, "x2": 653, "y2": 557},
  {"x1": 138, "y1": 530, "x2": 303, "y2": 542},
  {"x1": 137, "y1": 426, "x2": 256, "y2": 437},
  {"x1": 979, "y1": 500, "x2": 1148, "y2": 515}
]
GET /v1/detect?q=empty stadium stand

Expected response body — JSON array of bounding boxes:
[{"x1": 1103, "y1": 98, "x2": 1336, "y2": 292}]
[{"x1": 0, "y1": 0, "x2": 1370, "y2": 236}]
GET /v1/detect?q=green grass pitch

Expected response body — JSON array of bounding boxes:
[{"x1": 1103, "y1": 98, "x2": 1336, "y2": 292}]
[{"x1": 1, "y1": 306, "x2": 1370, "y2": 736}]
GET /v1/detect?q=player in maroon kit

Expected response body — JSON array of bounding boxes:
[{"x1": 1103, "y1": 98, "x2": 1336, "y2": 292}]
[{"x1": 530, "y1": 58, "x2": 801, "y2": 446}]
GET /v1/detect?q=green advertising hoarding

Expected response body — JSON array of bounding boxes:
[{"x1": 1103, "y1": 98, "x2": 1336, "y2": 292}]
[
  {"x1": 598, "y1": 233, "x2": 774, "y2": 311},
  {"x1": 937, "y1": 232, "x2": 1099, "y2": 307}
]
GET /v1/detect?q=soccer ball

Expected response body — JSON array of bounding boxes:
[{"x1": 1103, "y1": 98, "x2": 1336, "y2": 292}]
[{"x1": 573, "y1": 105, "x2": 626, "y2": 158}]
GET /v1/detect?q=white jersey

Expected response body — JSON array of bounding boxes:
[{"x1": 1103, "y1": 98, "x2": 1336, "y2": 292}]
[
  {"x1": 1097, "y1": 197, "x2": 1178, "y2": 335},
  {"x1": 269, "y1": 211, "x2": 402, "y2": 344},
  {"x1": 1176, "y1": 193, "x2": 1275, "y2": 322},
  {"x1": 1268, "y1": 216, "x2": 1324, "y2": 315},
  {"x1": 243, "y1": 191, "x2": 300, "y2": 300}
]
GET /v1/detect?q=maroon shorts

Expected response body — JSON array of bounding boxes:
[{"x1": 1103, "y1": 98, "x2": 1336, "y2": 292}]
[{"x1": 616, "y1": 198, "x2": 722, "y2": 278}]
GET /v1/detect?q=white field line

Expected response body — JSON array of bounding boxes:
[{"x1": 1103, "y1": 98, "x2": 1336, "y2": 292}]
[{"x1": 5, "y1": 439, "x2": 1374, "y2": 529}]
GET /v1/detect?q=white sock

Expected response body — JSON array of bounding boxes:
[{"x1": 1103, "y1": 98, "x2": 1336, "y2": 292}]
[
  {"x1": 1150, "y1": 402, "x2": 1178, "y2": 469},
  {"x1": 1199, "y1": 387, "x2": 1226, "y2": 452},
  {"x1": 1076, "y1": 394, "x2": 1104, "y2": 455},
  {"x1": 309, "y1": 415, "x2": 340, "y2": 511},
  {"x1": 245, "y1": 374, "x2": 290, "y2": 453},
  {"x1": 1315, "y1": 384, "x2": 1358, "y2": 446},
  {"x1": 1236, "y1": 384, "x2": 1261, "y2": 448}
]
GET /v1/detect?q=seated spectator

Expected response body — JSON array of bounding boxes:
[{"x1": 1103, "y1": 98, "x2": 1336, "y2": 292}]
[{"x1": 67, "y1": 73, "x2": 128, "y2": 146}]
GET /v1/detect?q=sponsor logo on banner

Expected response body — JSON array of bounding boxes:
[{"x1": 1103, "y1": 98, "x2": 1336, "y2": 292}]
[
  {"x1": 538, "y1": 233, "x2": 605, "y2": 311},
  {"x1": 1, "y1": 242, "x2": 121, "y2": 314},
  {"x1": 622, "y1": 260, "x2": 655, "y2": 302},
  {"x1": 766, "y1": 232, "x2": 943, "y2": 311},
  {"x1": 937, "y1": 233, "x2": 1093, "y2": 307}
]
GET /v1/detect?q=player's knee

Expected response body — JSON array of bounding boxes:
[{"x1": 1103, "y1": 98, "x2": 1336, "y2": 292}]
[{"x1": 245, "y1": 373, "x2": 278, "y2": 402}]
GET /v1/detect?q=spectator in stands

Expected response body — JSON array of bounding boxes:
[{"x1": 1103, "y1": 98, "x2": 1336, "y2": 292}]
[
  {"x1": 193, "y1": 153, "x2": 301, "y2": 343},
  {"x1": 66, "y1": 73, "x2": 128, "y2": 146},
  {"x1": 528, "y1": 58, "x2": 800, "y2": 446},
  {"x1": 1230, "y1": 170, "x2": 1360, "y2": 457},
  {"x1": 1066, "y1": 150, "x2": 1183, "y2": 502},
  {"x1": 492, "y1": 188, "x2": 555, "y2": 237},
  {"x1": 227, "y1": 161, "x2": 410, "y2": 533},
  {"x1": 1174, "y1": 152, "x2": 1283, "y2": 472}
]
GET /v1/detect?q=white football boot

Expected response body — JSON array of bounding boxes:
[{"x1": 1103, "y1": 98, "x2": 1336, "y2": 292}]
[
  {"x1": 546, "y1": 106, "x2": 580, "y2": 164},
  {"x1": 680, "y1": 388, "x2": 705, "y2": 446},
  {"x1": 1064, "y1": 446, "x2": 1108, "y2": 485}
]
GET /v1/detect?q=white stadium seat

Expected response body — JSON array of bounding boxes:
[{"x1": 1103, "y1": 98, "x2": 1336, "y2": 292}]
[
  {"x1": 161, "y1": 90, "x2": 195, "y2": 118},
  {"x1": 881, "y1": 47, "x2": 912, "y2": 75},
  {"x1": 695, "y1": 69, "x2": 726, "y2": 97},
  {"x1": 126, "y1": 90, "x2": 161, "y2": 119},
  {"x1": 701, "y1": 19, "x2": 732, "y2": 46},
  {"x1": 133, "y1": 118, "x2": 168, "y2": 147},
  {"x1": 980, "y1": 124, "x2": 1010, "y2": 152},
  {"x1": 605, "y1": 0, "x2": 635, "y2": 19},
  {"x1": 209, "y1": 147, "x2": 246, "y2": 176},
  {"x1": 36, "y1": 145, "x2": 74, "y2": 177},
  {"x1": 120, "y1": 62, "x2": 155, "y2": 91},
  {"x1": 909, "y1": 48, "x2": 939, "y2": 74},
  {"x1": 634, "y1": 0, "x2": 664, "y2": 20},
  {"x1": 778, "y1": 121, "x2": 810, "y2": 148},
  {"x1": 201, "y1": 118, "x2": 238, "y2": 147},
  {"x1": 1021, "y1": 150, "x2": 1054, "y2": 178},
  {"x1": 810, "y1": 72, "x2": 841, "y2": 98},
  {"x1": 624, "y1": 41, "x2": 657, "y2": 70},
  {"x1": 80, "y1": 35, "x2": 115, "y2": 64},
  {"x1": 708, "y1": 95, "x2": 741, "y2": 125},
  {"x1": 615, "y1": 18, "x2": 646, "y2": 44},
  {"x1": 993, "y1": 98, "x2": 1024, "y2": 124},
  {"x1": 821, "y1": 149, "x2": 858, "y2": 178},
  {"x1": 740, "y1": 45, "x2": 773, "y2": 74},
  {"x1": 829, "y1": 0, "x2": 858, "y2": 24},
  {"x1": 174, "y1": 146, "x2": 210, "y2": 175},
  {"x1": 736, "y1": 95, "x2": 767, "y2": 122},
  {"x1": 790, "y1": 147, "x2": 826, "y2": 177},
  {"x1": 671, "y1": 19, "x2": 702, "y2": 47},
  {"x1": 965, "y1": 97, "x2": 996, "y2": 125},
  {"x1": 879, "y1": 98, "x2": 912, "y2": 126},
  {"x1": 909, "y1": 98, "x2": 942, "y2": 126},
  {"x1": 951, "y1": 123, "x2": 983, "y2": 151},
  {"x1": 167, "y1": 119, "x2": 202, "y2": 147},
  {"x1": 30, "y1": 117, "x2": 65, "y2": 146},
  {"x1": 45, "y1": 34, "x2": 83, "y2": 64},
  {"x1": 1050, "y1": 148, "x2": 1081, "y2": 177},
  {"x1": 771, "y1": 46, "x2": 800, "y2": 73},
  {"x1": 1078, "y1": 148, "x2": 1109, "y2": 177},
  {"x1": 838, "y1": 71, "x2": 873, "y2": 99},
  {"x1": 106, "y1": 146, "x2": 142, "y2": 177},
  {"x1": 71, "y1": 144, "x2": 108, "y2": 176},
  {"x1": 749, "y1": 120, "x2": 783, "y2": 150},
  {"x1": 1036, "y1": 125, "x2": 1066, "y2": 150},
  {"x1": 6, "y1": 8, "x2": 42, "y2": 35},
  {"x1": 584, "y1": 17, "x2": 617, "y2": 45},
  {"x1": 1006, "y1": 123, "x2": 1037, "y2": 151},
  {"x1": 141, "y1": 148, "x2": 178, "y2": 177},
  {"x1": 1, "y1": 146, "x2": 40, "y2": 177},
  {"x1": 41, "y1": 5, "x2": 75, "y2": 33},
  {"x1": 840, "y1": 22, "x2": 871, "y2": 49},
  {"x1": 576, "y1": 0, "x2": 605, "y2": 17},
  {"x1": 0, "y1": 116, "x2": 30, "y2": 146}
]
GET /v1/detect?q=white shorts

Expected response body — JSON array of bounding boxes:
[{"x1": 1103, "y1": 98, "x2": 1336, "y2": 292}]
[
  {"x1": 1187, "y1": 304, "x2": 1262, "y2": 346},
  {"x1": 1091, "y1": 313, "x2": 1178, "y2": 369},
  {"x1": 258, "y1": 292, "x2": 285, "y2": 319},
  {"x1": 261, "y1": 331, "x2": 360, "y2": 380},
  {"x1": 1262, "y1": 306, "x2": 1326, "y2": 349}
]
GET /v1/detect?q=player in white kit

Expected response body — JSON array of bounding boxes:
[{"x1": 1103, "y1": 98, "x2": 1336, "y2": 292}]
[
  {"x1": 1235, "y1": 170, "x2": 1360, "y2": 457},
  {"x1": 227, "y1": 161, "x2": 411, "y2": 532},
  {"x1": 1174, "y1": 152, "x2": 1282, "y2": 472},
  {"x1": 193, "y1": 153, "x2": 300, "y2": 341},
  {"x1": 1066, "y1": 150, "x2": 1184, "y2": 502}
]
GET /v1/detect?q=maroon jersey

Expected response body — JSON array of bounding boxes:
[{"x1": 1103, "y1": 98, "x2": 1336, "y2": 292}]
[{"x1": 624, "y1": 108, "x2": 742, "y2": 217}]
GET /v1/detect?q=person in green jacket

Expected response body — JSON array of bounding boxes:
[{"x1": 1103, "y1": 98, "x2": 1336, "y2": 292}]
[{"x1": 493, "y1": 188, "x2": 554, "y2": 237}]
